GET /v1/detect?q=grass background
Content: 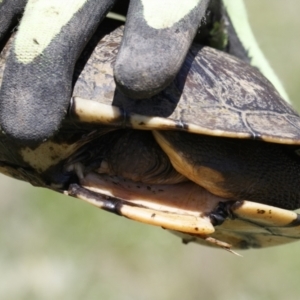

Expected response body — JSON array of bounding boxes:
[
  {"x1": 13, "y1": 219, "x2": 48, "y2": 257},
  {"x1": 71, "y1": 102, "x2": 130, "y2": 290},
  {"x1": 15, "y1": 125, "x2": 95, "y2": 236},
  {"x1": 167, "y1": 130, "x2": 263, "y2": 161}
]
[{"x1": 1, "y1": 1, "x2": 300, "y2": 299}]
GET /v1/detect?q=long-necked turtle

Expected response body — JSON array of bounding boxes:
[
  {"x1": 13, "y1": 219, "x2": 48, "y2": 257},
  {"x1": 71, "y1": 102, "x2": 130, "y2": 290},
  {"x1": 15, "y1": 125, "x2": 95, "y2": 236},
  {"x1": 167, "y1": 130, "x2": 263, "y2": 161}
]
[{"x1": 1, "y1": 24, "x2": 300, "y2": 251}]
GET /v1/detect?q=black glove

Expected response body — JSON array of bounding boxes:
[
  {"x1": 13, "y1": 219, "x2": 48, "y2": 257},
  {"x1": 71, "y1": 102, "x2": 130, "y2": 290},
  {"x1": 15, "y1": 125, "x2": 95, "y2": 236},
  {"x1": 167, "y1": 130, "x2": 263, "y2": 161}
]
[{"x1": 0, "y1": 0, "x2": 209, "y2": 144}]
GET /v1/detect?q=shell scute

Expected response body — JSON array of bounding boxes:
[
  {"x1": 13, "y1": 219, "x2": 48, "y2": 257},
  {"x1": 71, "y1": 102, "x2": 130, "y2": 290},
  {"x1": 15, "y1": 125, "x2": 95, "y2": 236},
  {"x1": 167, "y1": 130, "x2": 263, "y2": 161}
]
[{"x1": 73, "y1": 26, "x2": 300, "y2": 143}]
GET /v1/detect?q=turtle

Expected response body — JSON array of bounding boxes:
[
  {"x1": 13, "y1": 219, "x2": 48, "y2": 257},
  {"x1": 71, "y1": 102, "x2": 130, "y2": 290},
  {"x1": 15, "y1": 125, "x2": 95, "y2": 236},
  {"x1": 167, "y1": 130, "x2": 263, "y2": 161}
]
[{"x1": 1, "y1": 23, "x2": 300, "y2": 252}]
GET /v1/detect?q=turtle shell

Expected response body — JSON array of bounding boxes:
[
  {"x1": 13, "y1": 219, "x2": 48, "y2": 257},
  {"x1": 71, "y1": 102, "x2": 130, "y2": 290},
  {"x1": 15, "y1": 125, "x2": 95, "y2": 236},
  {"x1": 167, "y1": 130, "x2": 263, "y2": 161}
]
[
  {"x1": 1, "y1": 24, "x2": 300, "y2": 251},
  {"x1": 69, "y1": 26, "x2": 300, "y2": 250},
  {"x1": 73, "y1": 26, "x2": 300, "y2": 145}
]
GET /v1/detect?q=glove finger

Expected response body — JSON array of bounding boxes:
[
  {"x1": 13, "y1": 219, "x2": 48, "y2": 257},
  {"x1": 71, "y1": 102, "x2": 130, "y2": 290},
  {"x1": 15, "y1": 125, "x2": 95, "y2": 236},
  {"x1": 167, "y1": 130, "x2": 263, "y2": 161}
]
[
  {"x1": 0, "y1": 0, "x2": 27, "y2": 40},
  {"x1": 0, "y1": 0, "x2": 117, "y2": 144},
  {"x1": 114, "y1": 0, "x2": 210, "y2": 99}
]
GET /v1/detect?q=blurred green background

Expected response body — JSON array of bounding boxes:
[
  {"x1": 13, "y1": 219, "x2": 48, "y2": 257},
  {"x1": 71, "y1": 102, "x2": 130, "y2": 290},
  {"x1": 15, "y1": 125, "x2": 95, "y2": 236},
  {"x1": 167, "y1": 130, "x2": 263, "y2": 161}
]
[{"x1": 1, "y1": 1, "x2": 300, "y2": 299}]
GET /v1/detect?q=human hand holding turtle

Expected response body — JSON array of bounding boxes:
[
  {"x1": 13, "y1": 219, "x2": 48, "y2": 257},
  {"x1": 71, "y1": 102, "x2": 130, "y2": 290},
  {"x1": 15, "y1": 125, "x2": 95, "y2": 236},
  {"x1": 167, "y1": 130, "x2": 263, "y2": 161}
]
[
  {"x1": 0, "y1": 11, "x2": 299, "y2": 250},
  {"x1": 0, "y1": 0, "x2": 288, "y2": 145},
  {"x1": 0, "y1": 0, "x2": 212, "y2": 144},
  {"x1": 0, "y1": 0, "x2": 297, "y2": 251}
]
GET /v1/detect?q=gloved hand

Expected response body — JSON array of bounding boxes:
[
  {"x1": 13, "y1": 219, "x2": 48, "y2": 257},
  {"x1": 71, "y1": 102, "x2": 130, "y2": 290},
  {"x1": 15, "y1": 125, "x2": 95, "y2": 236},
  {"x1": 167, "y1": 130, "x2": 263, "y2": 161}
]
[{"x1": 0, "y1": 0, "x2": 209, "y2": 144}]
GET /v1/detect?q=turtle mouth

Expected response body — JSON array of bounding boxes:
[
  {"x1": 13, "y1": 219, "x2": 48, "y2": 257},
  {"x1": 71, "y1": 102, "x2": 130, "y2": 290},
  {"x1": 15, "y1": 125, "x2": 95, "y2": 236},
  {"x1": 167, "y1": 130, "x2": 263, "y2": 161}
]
[
  {"x1": 65, "y1": 169, "x2": 300, "y2": 252},
  {"x1": 67, "y1": 170, "x2": 230, "y2": 236},
  {"x1": 81, "y1": 172, "x2": 226, "y2": 216}
]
